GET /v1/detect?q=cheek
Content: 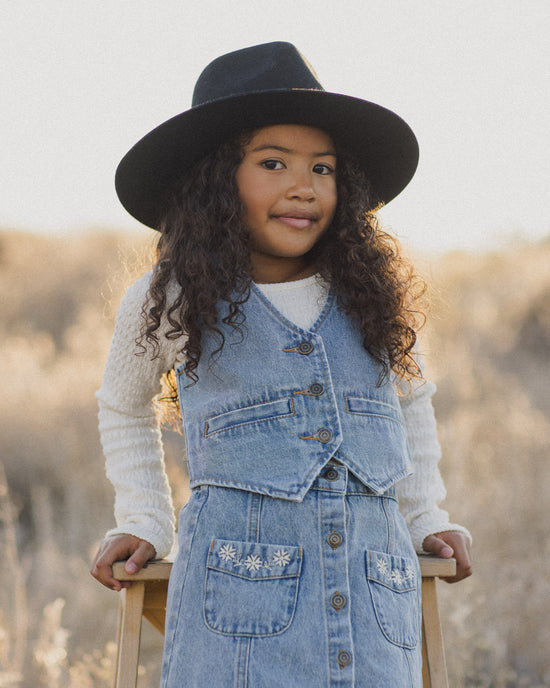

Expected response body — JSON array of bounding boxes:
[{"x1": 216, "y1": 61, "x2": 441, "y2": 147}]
[
  {"x1": 235, "y1": 167, "x2": 253, "y2": 212},
  {"x1": 240, "y1": 193, "x2": 263, "y2": 225},
  {"x1": 237, "y1": 180, "x2": 268, "y2": 221},
  {"x1": 325, "y1": 188, "x2": 338, "y2": 221}
]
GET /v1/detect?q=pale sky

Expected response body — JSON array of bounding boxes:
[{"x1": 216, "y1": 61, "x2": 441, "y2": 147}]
[{"x1": 2, "y1": 1, "x2": 549, "y2": 254}]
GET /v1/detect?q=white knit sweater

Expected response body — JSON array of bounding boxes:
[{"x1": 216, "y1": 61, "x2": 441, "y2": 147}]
[{"x1": 97, "y1": 272, "x2": 471, "y2": 558}]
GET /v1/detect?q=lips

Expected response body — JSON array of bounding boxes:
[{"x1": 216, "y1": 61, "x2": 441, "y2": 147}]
[{"x1": 273, "y1": 210, "x2": 318, "y2": 229}]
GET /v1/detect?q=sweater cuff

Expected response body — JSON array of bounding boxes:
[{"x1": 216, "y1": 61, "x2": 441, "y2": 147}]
[
  {"x1": 407, "y1": 511, "x2": 472, "y2": 553},
  {"x1": 105, "y1": 522, "x2": 175, "y2": 560}
]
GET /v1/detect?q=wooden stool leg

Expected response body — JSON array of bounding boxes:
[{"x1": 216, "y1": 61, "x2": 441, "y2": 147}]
[
  {"x1": 421, "y1": 577, "x2": 449, "y2": 688},
  {"x1": 113, "y1": 582, "x2": 146, "y2": 688}
]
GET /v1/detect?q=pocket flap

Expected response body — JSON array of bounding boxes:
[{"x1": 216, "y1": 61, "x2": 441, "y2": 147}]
[
  {"x1": 207, "y1": 539, "x2": 302, "y2": 580},
  {"x1": 366, "y1": 550, "x2": 417, "y2": 592}
]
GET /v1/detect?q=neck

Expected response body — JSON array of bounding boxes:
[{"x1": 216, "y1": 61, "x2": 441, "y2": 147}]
[{"x1": 250, "y1": 256, "x2": 318, "y2": 284}]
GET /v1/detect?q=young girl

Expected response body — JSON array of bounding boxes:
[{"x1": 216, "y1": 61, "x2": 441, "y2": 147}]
[{"x1": 91, "y1": 42, "x2": 472, "y2": 687}]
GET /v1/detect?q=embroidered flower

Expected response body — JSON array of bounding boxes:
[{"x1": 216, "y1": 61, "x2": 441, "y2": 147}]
[
  {"x1": 405, "y1": 565, "x2": 415, "y2": 581},
  {"x1": 218, "y1": 544, "x2": 236, "y2": 562},
  {"x1": 390, "y1": 569, "x2": 403, "y2": 585},
  {"x1": 272, "y1": 550, "x2": 291, "y2": 567},
  {"x1": 376, "y1": 558, "x2": 388, "y2": 576},
  {"x1": 244, "y1": 555, "x2": 263, "y2": 572}
]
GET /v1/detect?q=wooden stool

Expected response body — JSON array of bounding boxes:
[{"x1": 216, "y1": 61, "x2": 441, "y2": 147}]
[{"x1": 112, "y1": 554, "x2": 456, "y2": 688}]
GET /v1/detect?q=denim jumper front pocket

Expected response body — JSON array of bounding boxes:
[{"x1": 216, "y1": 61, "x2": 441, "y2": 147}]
[
  {"x1": 204, "y1": 538, "x2": 303, "y2": 637},
  {"x1": 365, "y1": 550, "x2": 420, "y2": 649}
]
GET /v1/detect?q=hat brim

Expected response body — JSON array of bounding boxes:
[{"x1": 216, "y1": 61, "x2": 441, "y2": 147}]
[{"x1": 115, "y1": 90, "x2": 419, "y2": 230}]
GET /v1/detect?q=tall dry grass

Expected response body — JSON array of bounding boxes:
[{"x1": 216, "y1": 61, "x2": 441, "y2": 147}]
[
  {"x1": 423, "y1": 244, "x2": 550, "y2": 686},
  {"x1": 0, "y1": 229, "x2": 549, "y2": 686}
]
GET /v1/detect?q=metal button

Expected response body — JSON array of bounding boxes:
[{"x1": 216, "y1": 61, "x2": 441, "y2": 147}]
[
  {"x1": 327, "y1": 530, "x2": 343, "y2": 549},
  {"x1": 308, "y1": 382, "x2": 324, "y2": 396},
  {"x1": 317, "y1": 428, "x2": 332, "y2": 443},
  {"x1": 297, "y1": 340, "x2": 314, "y2": 355},
  {"x1": 337, "y1": 649, "x2": 352, "y2": 668},
  {"x1": 330, "y1": 592, "x2": 347, "y2": 611},
  {"x1": 324, "y1": 467, "x2": 339, "y2": 481}
]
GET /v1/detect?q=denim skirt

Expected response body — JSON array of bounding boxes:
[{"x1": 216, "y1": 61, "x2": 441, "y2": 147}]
[{"x1": 161, "y1": 463, "x2": 422, "y2": 687}]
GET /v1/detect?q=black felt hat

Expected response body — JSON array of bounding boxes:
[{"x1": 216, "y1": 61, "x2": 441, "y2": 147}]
[{"x1": 115, "y1": 42, "x2": 419, "y2": 229}]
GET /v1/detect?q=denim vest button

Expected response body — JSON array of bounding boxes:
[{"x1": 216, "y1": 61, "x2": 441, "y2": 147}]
[
  {"x1": 324, "y1": 467, "x2": 339, "y2": 481},
  {"x1": 308, "y1": 382, "x2": 324, "y2": 396},
  {"x1": 330, "y1": 592, "x2": 347, "y2": 611},
  {"x1": 337, "y1": 649, "x2": 352, "y2": 668},
  {"x1": 327, "y1": 530, "x2": 343, "y2": 549},
  {"x1": 317, "y1": 428, "x2": 332, "y2": 443},
  {"x1": 297, "y1": 340, "x2": 314, "y2": 355}
]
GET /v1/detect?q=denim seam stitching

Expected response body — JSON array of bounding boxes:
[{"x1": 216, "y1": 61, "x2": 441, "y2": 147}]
[
  {"x1": 382, "y1": 497, "x2": 395, "y2": 552},
  {"x1": 162, "y1": 488, "x2": 208, "y2": 687}
]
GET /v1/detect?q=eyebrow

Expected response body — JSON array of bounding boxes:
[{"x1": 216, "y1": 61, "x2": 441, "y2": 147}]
[{"x1": 250, "y1": 144, "x2": 337, "y2": 157}]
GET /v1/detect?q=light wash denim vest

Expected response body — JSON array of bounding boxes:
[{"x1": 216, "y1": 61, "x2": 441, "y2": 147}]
[{"x1": 176, "y1": 284, "x2": 413, "y2": 501}]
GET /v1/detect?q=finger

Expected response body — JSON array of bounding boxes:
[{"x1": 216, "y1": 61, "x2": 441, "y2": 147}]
[
  {"x1": 423, "y1": 534, "x2": 454, "y2": 559},
  {"x1": 436, "y1": 532, "x2": 473, "y2": 584},
  {"x1": 124, "y1": 541, "x2": 157, "y2": 575}
]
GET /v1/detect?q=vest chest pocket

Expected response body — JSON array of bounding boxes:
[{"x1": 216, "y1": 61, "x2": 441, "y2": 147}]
[
  {"x1": 345, "y1": 395, "x2": 403, "y2": 425},
  {"x1": 365, "y1": 550, "x2": 421, "y2": 649},
  {"x1": 204, "y1": 397, "x2": 295, "y2": 438},
  {"x1": 204, "y1": 538, "x2": 302, "y2": 637}
]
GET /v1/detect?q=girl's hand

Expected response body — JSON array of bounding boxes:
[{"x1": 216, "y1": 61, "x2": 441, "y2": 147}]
[
  {"x1": 422, "y1": 531, "x2": 473, "y2": 584},
  {"x1": 90, "y1": 534, "x2": 156, "y2": 591}
]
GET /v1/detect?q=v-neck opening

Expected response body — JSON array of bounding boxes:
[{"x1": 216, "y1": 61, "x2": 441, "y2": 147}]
[{"x1": 250, "y1": 279, "x2": 334, "y2": 334}]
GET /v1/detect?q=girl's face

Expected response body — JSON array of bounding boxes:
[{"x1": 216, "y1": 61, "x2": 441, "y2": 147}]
[{"x1": 236, "y1": 124, "x2": 337, "y2": 283}]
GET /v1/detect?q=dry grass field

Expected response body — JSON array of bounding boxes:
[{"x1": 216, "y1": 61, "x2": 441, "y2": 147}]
[{"x1": 1, "y1": 229, "x2": 549, "y2": 686}]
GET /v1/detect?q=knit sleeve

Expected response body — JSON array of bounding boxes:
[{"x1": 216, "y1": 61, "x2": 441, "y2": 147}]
[
  {"x1": 96, "y1": 271, "x2": 183, "y2": 558},
  {"x1": 397, "y1": 378, "x2": 472, "y2": 553}
]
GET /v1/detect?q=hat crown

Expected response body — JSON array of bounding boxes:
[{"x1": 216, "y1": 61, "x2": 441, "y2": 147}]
[{"x1": 192, "y1": 42, "x2": 324, "y2": 107}]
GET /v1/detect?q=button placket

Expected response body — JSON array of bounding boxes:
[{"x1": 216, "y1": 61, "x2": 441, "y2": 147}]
[{"x1": 318, "y1": 466, "x2": 354, "y2": 683}]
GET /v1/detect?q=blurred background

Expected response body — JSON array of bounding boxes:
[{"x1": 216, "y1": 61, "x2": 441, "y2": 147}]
[{"x1": 1, "y1": 2, "x2": 549, "y2": 686}]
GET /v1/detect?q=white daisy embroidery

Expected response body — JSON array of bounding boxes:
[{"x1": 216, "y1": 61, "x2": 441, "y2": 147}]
[
  {"x1": 390, "y1": 569, "x2": 403, "y2": 585},
  {"x1": 216, "y1": 544, "x2": 294, "y2": 571},
  {"x1": 272, "y1": 550, "x2": 291, "y2": 567},
  {"x1": 244, "y1": 555, "x2": 263, "y2": 572},
  {"x1": 376, "y1": 558, "x2": 389, "y2": 576},
  {"x1": 376, "y1": 557, "x2": 415, "y2": 587},
  {"x1": 218, "y1": 544, "x2": 236, "y2": 561}
]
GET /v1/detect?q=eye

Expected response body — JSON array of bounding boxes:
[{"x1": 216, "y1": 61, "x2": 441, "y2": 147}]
[
  {"x1": 261, "y1": 159, "x2": 284, "y2": 170},
  {"x1": 313, "y1": 163, "x2": 335, "y2": 176}
]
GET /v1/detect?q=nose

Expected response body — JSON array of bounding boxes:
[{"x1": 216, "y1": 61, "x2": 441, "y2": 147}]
[{"x1": 285, "y1": 168, "x2": 316, "y2": 201}]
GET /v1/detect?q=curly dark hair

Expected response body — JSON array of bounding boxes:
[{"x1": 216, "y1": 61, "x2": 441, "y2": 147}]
[{"x1": 138, "y1": 129, "x2": 425, "y2": 403}]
